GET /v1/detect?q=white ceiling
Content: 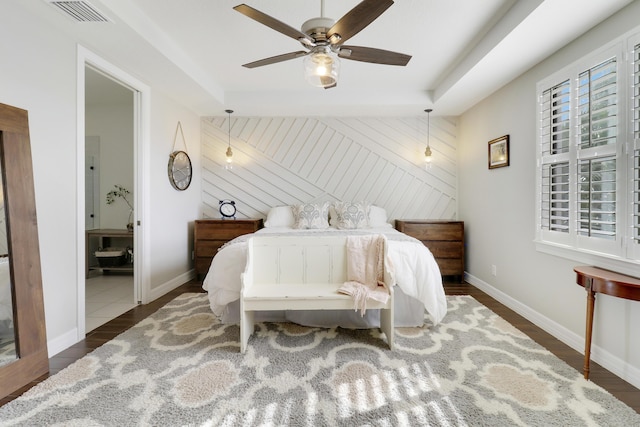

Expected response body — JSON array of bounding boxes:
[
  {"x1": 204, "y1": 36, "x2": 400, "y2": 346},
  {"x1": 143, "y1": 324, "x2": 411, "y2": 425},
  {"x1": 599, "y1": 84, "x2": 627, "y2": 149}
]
[{"x1": 25, "y1": 0, "x2": 635, "y2": 116}]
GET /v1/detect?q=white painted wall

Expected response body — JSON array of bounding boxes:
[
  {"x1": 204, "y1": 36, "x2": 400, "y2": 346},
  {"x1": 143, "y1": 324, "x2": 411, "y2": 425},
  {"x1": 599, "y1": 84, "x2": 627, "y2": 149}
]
[
  {"x1": 458, "y1": 1, "x2": 640, "y2": 388},
  {"x1": 148, "y1": 94, "x2": 201, "y2": 294},
  {"x1": 1, "y1": 1, "x2": 201, "y2": 355},
  {"x1": 201, "y1": 116, "x2": 458, "y2": 222},
  {"x1": 1, "y1": 1, "x2": 80, "y2": 350},
  {"x1": 86, "y1": 103, "x2": 134, "y2": 229}
]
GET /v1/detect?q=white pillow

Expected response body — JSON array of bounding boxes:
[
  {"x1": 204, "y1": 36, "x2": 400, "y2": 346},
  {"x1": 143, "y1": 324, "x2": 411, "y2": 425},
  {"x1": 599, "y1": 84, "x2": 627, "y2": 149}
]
[
  {"x1": 369, "y1": 205, "x2": 392, "y2": 228},
  {"x1": 264, "y1": 206, "x2": 294, "y2": 228},
  {"x1": 292, "y1": 202, "x2": 330, "y2": 229},
  {"x1": 332, "y1": 201, "x2": 370, "y2": 229}
]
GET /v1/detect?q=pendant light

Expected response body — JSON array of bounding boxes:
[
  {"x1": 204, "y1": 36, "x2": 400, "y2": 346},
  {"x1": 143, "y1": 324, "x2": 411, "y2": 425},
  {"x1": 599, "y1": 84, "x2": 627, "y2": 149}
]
[
  {"x1": 225, "y1": 109, "x2": 233, "y2": 170},
  {"x1": 424, "y1": 108, "x2": 433, "y2": 169}
]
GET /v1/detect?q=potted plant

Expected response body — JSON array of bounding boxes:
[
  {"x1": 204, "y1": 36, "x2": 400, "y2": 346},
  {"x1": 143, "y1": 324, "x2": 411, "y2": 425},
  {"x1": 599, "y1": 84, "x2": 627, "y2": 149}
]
[{"x1": 106, "y1": 185, "x2": 134, "y2": 231}]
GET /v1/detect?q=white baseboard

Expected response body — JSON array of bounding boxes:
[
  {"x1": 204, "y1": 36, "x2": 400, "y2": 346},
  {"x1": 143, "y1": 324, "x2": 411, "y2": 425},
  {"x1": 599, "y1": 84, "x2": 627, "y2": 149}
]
[
  {"x1": 464, "y1": 272, "x2": 640, "y2": 390},
  {"x1": 47, "y1": 328, "x2": 79, "y2": 357},
  {"x1": 148, "y1": 269, "x2": 197, "y2": 302},
  {"x1": 47, "y1": 269, "x2": 197, "y2": 357}
]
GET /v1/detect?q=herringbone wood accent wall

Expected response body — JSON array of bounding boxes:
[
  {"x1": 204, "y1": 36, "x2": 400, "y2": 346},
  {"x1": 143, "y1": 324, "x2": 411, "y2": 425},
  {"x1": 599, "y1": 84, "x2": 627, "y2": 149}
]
[{"x1": 201, "y1": 116, "x2": 457, "y2": 222}]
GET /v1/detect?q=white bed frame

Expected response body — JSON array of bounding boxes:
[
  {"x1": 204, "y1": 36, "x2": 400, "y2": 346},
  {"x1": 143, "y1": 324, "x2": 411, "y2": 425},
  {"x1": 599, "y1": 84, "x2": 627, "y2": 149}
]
[{"x1": 240, "y1": 235, "x2": 395, "y2": 353}]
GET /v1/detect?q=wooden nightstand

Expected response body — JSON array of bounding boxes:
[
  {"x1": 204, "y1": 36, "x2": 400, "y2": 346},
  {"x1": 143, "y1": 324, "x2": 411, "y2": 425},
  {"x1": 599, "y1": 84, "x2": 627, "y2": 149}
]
[
  {"x1": 395, "y1": 220, "x2": 464, "y2": 282},
  {"x1": 194, "y1": 219, "x2": 263, "y2": 280}
]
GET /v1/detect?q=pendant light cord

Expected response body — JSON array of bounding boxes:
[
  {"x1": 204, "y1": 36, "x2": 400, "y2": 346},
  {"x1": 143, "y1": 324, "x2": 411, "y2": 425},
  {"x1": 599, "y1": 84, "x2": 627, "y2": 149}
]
[
  {"x1": 225, "y1": 109, "x2": 233, "y2": 149},
  {"x1": 425, "y1": 109, "x2": 432, "y2": 149}
]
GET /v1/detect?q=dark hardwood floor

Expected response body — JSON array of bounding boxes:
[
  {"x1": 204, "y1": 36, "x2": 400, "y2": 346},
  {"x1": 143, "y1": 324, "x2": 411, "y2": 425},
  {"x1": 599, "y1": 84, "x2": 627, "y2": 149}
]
[{"x1": 2, "y1": 279, "x2": 639, "y2": 413}]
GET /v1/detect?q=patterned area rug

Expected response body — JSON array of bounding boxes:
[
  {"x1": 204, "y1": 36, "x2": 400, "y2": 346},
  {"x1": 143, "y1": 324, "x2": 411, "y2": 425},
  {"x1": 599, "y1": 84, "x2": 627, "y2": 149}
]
[{"x1": 1, "y1": 294, "x2": 638, "y2": 426}]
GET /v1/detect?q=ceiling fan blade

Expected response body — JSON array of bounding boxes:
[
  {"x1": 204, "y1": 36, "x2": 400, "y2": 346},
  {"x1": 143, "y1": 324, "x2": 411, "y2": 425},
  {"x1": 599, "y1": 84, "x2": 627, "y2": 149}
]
[
  {"x1": 242, "y1": 51, "x2": 308, "y2": 69},
  {"x1": 338, "y1": 45, "x2": 411, "y2": 66},
  {"x1": 234, "y1": 4, "x2": 315, "y2": 46},
  {"x1": 327, "y1": 0, "x2": 394, "y2": 45}
]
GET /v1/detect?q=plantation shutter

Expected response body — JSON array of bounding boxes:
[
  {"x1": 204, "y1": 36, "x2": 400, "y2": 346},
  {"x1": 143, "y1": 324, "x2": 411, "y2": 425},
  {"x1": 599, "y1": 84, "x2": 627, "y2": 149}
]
[
  {"x1": 633, "y1": 43, "x2": 640, "y2": 244},
  {"x1": 578, "y1": 157, "x2": 616, "y2": 239},
  {"x1": 537, "y1": 33, "x2": 639, "y2": 263},
  {"x1": 542, "y1": 163, "x2": 570, "y2": 232},
  {"x1": 634, "y1": 150, "x2": 640, "y2": 243},
  {"x1": 576, "y1": 58, "x2": 617, "y2": 240},
  {"x1": 541, "y1": 80, "x2": 571, "y2": 156},
  {"x1": 540, "y1": 80, "x2": 571, "y2": 232}
]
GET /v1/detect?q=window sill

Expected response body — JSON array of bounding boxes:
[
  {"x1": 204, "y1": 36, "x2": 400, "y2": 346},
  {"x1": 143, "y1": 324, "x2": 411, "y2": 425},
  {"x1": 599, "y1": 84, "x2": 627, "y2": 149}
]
[{"x1": 534, "y1": 240, "x2": 640, "y2": 278}]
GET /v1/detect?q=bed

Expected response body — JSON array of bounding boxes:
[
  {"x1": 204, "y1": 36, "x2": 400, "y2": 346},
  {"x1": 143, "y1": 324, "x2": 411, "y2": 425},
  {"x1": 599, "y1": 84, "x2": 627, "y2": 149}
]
[{"x1": 202, "y1": 202, "x2": 447, "y2": 329}]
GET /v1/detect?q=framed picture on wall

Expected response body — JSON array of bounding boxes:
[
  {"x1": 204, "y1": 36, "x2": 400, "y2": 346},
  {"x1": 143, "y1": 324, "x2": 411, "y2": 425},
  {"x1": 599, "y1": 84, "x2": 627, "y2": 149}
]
[{"x1": 488, "y1": 135, "x2": 509, "y2": 169}]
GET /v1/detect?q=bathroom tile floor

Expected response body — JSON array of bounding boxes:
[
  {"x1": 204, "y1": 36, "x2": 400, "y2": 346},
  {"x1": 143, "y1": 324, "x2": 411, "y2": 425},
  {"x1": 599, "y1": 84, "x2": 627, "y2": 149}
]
[{"x1": 85, "y1": 273, "x2": 136, "y2": 333}]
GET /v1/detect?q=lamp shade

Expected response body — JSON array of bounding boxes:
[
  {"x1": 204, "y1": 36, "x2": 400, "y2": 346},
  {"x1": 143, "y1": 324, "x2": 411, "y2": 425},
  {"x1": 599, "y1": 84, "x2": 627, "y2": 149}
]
[
  {"x1": 225, "y1": 146, "x2": 233, "y2": 170},
  {"x1": 304, "y1": 47, "x2": 340, "y2": 88},
  {"x1": 424, "y1": 146, "x2": 432, "y2": 163}
]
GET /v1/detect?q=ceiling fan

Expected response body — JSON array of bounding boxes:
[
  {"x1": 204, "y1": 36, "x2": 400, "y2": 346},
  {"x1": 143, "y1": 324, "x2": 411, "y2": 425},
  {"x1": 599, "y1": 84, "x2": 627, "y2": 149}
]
[{"x1": 233, "y1": 0, "x2": 411, "y2": 89}]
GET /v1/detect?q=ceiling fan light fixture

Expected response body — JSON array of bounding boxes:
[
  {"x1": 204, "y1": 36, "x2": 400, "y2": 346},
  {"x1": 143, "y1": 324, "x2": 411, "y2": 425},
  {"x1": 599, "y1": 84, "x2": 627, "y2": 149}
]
[{"x1": 304, "y1": 47, "x2": 340, "y2": 88}]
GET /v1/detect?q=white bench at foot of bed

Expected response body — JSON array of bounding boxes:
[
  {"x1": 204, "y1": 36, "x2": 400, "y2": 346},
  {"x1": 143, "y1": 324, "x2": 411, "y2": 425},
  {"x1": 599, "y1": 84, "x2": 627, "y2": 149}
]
[{"x1": 240, "y1": 235, "x2": 394, "y2": 353}]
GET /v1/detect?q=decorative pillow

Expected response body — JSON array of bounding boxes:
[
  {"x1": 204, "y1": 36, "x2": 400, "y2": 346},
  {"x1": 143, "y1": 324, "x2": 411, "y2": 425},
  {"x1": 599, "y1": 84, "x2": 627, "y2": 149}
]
[
  {"x1": 328, "y1": 202, "x2": 364, "y2": 227},
  {"x1": 332, "y1": 201, "x2": 371, "y2": 229},
  {"x1": 369, "y1": 205, "x2": 392, "y2": 228},
  {"x1": 264, "y1": 206, "x2": 294, "y2": 228},
  {"x1": 292, "y1": 202, "x2": 330, "y2": 229}
]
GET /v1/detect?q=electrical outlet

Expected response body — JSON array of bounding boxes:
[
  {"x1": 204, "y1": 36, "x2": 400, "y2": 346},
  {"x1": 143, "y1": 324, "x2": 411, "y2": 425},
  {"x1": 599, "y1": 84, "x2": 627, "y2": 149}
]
[{"x1": 491, "y1": 265, "x2": 497, "y2": 276}]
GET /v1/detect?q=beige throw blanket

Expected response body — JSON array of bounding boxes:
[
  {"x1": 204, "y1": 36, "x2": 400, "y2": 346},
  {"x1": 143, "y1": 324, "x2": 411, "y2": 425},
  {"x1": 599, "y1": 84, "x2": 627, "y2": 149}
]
[{"x1": 338, "y1": 234, "x2": 390, "y2": 315}]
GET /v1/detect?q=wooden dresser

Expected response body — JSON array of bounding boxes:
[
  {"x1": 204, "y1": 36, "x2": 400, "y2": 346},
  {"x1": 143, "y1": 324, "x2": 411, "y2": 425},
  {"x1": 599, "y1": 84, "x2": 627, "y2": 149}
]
[
  {"x1": 395, "y1": 220, "x2": 464, "y2": 282},
  {"x1": 194, "y1": 219, "x2": 263, "y2": 280}
]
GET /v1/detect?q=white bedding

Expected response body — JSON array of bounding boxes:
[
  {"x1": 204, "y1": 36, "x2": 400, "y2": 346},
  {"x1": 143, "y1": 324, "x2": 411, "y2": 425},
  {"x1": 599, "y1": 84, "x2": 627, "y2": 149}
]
[{"x1": 202, "y1": 226, "x2": 447, "y2": 328}]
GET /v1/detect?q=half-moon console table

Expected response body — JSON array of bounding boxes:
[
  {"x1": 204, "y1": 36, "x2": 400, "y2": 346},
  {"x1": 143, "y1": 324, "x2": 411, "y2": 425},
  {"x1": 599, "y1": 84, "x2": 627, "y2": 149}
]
[{"x1": 574, "y1": 266, "x2": 640, "y2": 380}]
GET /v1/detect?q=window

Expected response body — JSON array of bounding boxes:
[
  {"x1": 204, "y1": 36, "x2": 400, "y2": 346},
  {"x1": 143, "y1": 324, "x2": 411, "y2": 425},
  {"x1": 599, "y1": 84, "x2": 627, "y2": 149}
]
[
  {"x1": 540, "y1": 80, "x2": 571, "y2": 234},
  {"x1": 633, "y1": 40, "x2": 640, "y2": 253},
  {"x1": 536, "y1": 36, "x2": 640, "y2": 268},
  {"x1": 633, "y1": 148, "x2": 639, "y2": 243}
]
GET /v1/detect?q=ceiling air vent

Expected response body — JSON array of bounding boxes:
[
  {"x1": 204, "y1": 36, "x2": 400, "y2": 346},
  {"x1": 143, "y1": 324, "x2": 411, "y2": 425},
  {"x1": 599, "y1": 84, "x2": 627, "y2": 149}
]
[{"x1": 47, "y1": 1, "x2": 112, "y2": 23}]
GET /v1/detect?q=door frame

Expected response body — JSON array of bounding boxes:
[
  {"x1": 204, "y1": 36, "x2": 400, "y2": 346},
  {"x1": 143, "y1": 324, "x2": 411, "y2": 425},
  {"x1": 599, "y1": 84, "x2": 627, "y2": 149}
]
[{"x1": 76, "y1": 45, "x2": 151, "y2": 340}]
